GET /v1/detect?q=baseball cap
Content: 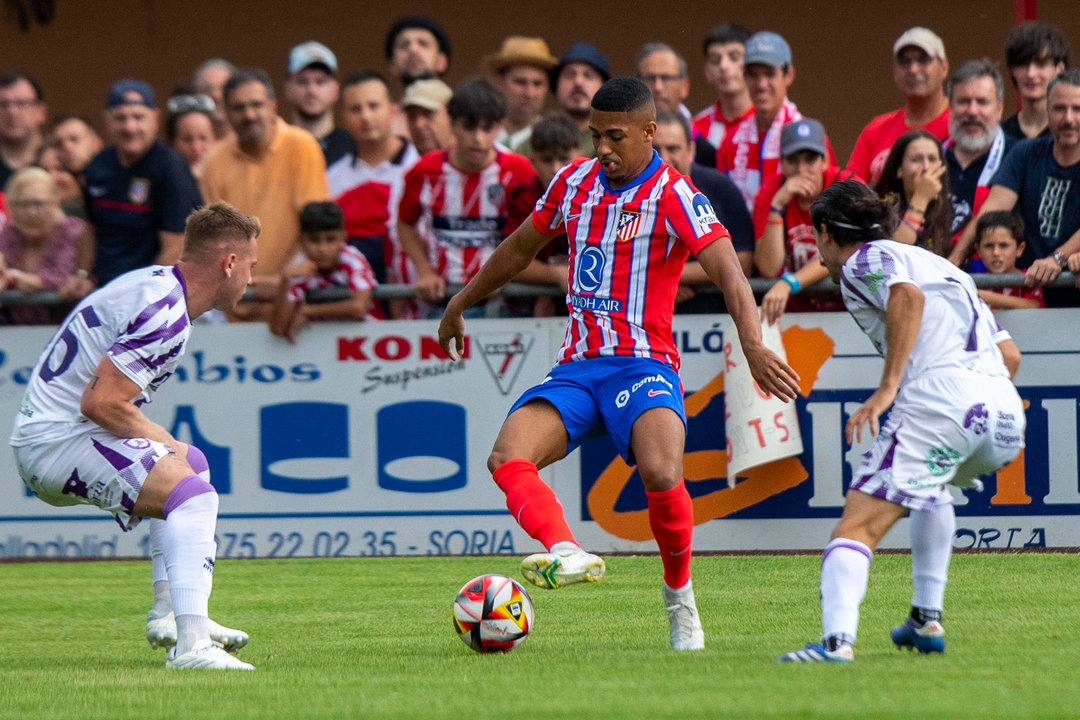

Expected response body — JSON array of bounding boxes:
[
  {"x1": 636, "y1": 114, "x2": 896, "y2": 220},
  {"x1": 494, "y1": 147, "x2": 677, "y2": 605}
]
[
  {"x1": 485, "y1": 36, "x2": 559, "y2": 73},
  {"x1": 552, "y1": 42, "x2": 611, "y2": 87},
  {"x1": 744, "y1": 31, "x2": 792, "y2": 68},
  {"x1": 402, "y1": 78, "x2": 453, "y2": 111},
  {"x1": 781, "y1": 118, "x2": 827, "y2": 157},
  {"x1": 289, "y1": 41, "x2": 338, "y2": 75},
  {"x1": 105, "y1": 79, "x2": 156, "y2": 109},
  {"x1": 893, "y1": 27, "x2": 946, "y2": 60}
]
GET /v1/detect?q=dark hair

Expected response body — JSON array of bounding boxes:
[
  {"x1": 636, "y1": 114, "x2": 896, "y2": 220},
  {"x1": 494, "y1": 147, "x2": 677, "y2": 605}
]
[
  {"x1": 591, "y1": 76, "x2": 654, "y2": 114},
  {"x1": 299, "y1": 201, "x2": 345, "y2": 234},
  {"x1": 976, "y1": 210, "x2": 1024, "y2": 246},
  {"x1": 530, "y1": 113, "x2": 579, "y2": 155},
  {"x1": 343, "y1": 71, "x2": 389, "y2": 91},
  {"x1": 810, "y1": 180, "x2": 897, "y2": 247},
  {"x1": 49, "y1": 114, "x2": 98, "y2": 136},
  {"x1": 872, "y1": 130, "x2": 951, "y2": 256},
  {"x1": 1047, "y1": 68, "x2": 1080, "y2": 104},
  {"x1": 1004, "y1": 21, "x2": 1072, "y2": 70},
  {"x1": 703, "y1": 24, "x2": 752, "y2": 56},
  {"x1": 223, "y1": 68, "x2": 275, "y2": 105},
  {"x1": 164, "y1": 105, "x2": 214, "y2": 144},
  {"x1": 183, "y1": 202, "x2": 260, "y2": 262},
  {"x1": 947, "y1": 58, "x2": 1004, "y2": 103},
  {"x1": 447, "y1": 77, "x2": 506, "y2": 127},
  {"x1": 0, "y1": 70, "x2": 43, "y2": 100},
  {"x1": 655, "y1": 108, "x2": 691, "y2": 145},
  {"x1": 635, "y1": 42, "x2": 687, "y2": 78},
  {"x1": 384, "y1": 15, "x2": 451, "y2": 61}
]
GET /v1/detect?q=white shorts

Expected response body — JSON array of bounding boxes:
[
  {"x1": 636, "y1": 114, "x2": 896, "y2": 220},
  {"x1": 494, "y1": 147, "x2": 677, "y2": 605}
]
[
  {"x1": 13, "y1": 424, "x2": 173, "y2": 531},
  {"x1": 850, "y1": 373, "x2": 1025, "y2": 512}
]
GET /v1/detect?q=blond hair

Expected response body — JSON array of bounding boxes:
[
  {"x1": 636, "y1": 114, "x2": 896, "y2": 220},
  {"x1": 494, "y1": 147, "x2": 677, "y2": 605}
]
[{"x1": 182, "y1": 202, "x2": 260, "y2": 261}]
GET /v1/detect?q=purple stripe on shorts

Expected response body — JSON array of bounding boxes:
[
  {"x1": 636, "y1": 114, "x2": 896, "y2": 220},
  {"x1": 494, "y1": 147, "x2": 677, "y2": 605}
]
[
  {"x1": 878, "y1": 422, "x2": 901, "y2": 472},
  {"x1": 92, "y1": 438, "x2": 134, "y2": 471},
  {"x1": 821, "y1": 539, "x2": 873, "y2": 569},
  {"x1": 162, "y1": 475, "x2": 215, "y2": 516},
  {"x1": 185, "y1": 445, "x2": 209, "y2": 475}
]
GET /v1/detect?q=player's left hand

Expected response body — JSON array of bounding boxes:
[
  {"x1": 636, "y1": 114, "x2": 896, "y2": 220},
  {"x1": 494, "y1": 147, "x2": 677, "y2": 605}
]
[
  {"x1": 438, "y1": 304, "x2": 467, "y2": 361},
  {"x1": 845, "y1": 385, "x2": 898, "y2": 444},
  {"x1": 743, "y1": 342, "x2": 800, "y2": 402}
]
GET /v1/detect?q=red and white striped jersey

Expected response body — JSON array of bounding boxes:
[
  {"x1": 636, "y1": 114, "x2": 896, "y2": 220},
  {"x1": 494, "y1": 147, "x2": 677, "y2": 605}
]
[
  {"x1": 327, "y1": 140, "x2": 420, "y2": 282},
  {"x1": 398, "y1": 149, "x2": 540, "y2": 284},
  {"x1": 533, "y1": 152, "x2": 731, "y2": 371},
  {"x1": 286, "y1": 244, "x2": 377, "y2": 305},
  {"x1": 692, "y1": 103, "x2": 755, "y2": 151}
]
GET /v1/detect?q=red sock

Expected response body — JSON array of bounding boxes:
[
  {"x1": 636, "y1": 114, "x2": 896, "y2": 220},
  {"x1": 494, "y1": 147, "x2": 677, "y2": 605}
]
[
  {"x1": 646, "y1": 479, "x2": 694, "y2": 589},
  {"x1": 492, "y1": 459, "x2": 576, "y2": 550}
]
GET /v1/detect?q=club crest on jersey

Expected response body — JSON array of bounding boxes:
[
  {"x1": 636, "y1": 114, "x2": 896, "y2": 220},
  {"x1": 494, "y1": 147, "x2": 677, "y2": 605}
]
[
  {"x1": 691, "y1": 193, "x2": 718, "y2": 228},
  {"x1": 615, "y1": 209, "x2": 641, "y2": 242},
  {"x1": 487, "y1": 183, "x2": 506, "y2": 207},
  {"x1": 129, "y1": 178, "x2": 150, "y2": 205}
]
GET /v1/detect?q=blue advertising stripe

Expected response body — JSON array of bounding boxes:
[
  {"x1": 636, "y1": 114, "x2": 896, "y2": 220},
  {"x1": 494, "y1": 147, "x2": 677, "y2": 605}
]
[{"x1": 0, "y1": 509, "x2": 512, "y2": 523}]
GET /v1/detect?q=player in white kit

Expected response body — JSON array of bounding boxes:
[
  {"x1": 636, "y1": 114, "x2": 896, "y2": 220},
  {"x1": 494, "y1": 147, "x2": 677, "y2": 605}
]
[
  {"x1": 10, "y1": 203, "x2": 260, "y2": 670},
  {"x1": 779, "y1": 180, "x2": 1025, "y2": 663}
]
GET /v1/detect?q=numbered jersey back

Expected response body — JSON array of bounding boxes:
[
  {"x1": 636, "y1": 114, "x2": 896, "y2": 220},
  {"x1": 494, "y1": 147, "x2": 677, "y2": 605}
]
[
  {"x1": 11, "y1": 265, "x2": 191, "y2": 446},
  {"x1": 838, "y1": 239, "x2": 1011, "y2": 384}
]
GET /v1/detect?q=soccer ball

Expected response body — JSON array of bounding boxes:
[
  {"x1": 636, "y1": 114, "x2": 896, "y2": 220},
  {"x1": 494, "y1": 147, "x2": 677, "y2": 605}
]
[{"x1": 452, "y1": 574, "x2": 534, "y2": 653}]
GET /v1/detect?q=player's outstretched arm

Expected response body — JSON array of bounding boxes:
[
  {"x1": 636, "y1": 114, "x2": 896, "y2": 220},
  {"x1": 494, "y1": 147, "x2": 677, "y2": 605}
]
[
  {"x1": 81, "y1": 355, "x2": 176, "y2": 447},
  {"x1": 846, "y1": 282, "x2": 924, "y2": 444},
  {"x1": 696, "y1": 238, "x2": 800, "y2": 402},
  {"x1": 438, "y1": 215, "x2": 552, "y2": 360}
]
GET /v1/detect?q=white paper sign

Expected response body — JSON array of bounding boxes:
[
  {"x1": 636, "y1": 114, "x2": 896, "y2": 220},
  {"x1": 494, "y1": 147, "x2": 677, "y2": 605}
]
[{"x1": 723, "y1": 318, "x2": 804, "y2": 482}]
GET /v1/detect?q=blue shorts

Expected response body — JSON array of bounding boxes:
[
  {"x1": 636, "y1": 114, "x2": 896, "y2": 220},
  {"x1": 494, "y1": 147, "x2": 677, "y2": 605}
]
[{"x1": 508, "y1": 357, "x2": 686, "y2": 464}]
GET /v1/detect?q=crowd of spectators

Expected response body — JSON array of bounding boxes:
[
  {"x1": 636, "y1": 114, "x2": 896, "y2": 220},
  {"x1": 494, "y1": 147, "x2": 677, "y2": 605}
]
[{"x1": 0, "y1": 16, "x2": 1076, "y2": 334}]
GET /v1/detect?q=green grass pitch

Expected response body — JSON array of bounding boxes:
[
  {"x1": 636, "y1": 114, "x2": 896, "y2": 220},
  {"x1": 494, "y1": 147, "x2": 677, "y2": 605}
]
[{"x1": 1, "y1": 553, "x2": 1078, "y2": 719}]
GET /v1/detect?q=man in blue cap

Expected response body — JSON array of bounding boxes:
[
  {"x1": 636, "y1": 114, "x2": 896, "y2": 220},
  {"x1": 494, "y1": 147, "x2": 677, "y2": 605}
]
[
  {"x1": 81, "y1": 79, "x2": 202, "y2": 288},
  {"x1": 550, "y1": 42, "x2": 610, "y2": 157}
]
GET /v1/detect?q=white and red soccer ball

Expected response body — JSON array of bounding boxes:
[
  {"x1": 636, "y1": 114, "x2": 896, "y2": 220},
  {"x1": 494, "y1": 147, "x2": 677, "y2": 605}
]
[{"x1": 453, "y1": 574, "x2": 534, "y2": 653}]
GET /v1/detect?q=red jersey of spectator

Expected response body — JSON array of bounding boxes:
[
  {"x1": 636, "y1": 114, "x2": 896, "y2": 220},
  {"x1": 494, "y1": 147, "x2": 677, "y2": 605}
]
[
  {"x1": 398, "y1": 149, "x2": 539, "y2": 284},
  {"x1": 286, "y1": 244, "x2": 377, "y2": 308},
  {"x1": 997, "y1": 284, "x2": 1046, "y2": 307},
  {"x1": 718, "y1": 99, "x2": 837, "y2": 212},
  {"x1": 846, "y1": 106, "x2": 950, "y2": 185},
  {"x1": 753, "y1": 166, "x2": 857, "y2": 312},
  {"x1": 532, "y1": 152, "x2": 730, "y2": 371},
  {"x1": 692, "y1": 104, "x2": 755, "y2": 151},
  {"x1": 327, "y1": 141, "x2": 420, "y2": 283}
]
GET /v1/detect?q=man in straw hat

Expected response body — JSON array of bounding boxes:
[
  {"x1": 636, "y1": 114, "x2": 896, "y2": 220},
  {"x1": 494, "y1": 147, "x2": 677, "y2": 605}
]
[{"x1": 487, "y1": 36, "x2": 559, "y2": 152}]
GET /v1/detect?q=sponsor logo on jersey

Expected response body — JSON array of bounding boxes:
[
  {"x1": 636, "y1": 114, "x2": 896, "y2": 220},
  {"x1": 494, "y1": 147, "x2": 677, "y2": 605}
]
[
  {"x1": 129, "y1": 178, "x2": 150, "y2": 205},
  {"x1": 861, "y1": 268, "x2": 886, "y2": 294},
  {"x1": 570, "y1": 294, "x2": 623, "y2": 313},
  {"x1": 615, "y1": 389, "x2": 630, "y2": 408},
  {"x1": 576, "y1": 246, "x2": 606, "y2": 293},
  {"x1": 691, "y1": 193, "x2": 719, "y2": 228},
  {"x1": 647, "y1": 388, "x2": 670, "y2": 397},
  {"x1": 963, "y1": 403, "x2": 989, "y2": 435},
  {"x1": 615, "y1": 209, "x2": 641, "y2": 242},
  {"x1": 477, "y1": 332, "x2": 534, "y2": 395}
]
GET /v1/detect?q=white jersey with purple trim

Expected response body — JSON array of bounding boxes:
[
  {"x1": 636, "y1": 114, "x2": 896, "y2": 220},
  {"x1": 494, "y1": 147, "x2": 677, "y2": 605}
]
[
  {"x1": 838, "y1": 240, "x2": 1011, "y2": 385},
  {"x1": 11, "y1": 265, "x2": 190, "y2": 446}
]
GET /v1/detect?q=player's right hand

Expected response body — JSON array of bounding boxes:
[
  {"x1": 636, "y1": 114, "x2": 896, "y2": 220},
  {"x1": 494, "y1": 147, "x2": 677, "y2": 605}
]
[
  {"x1": 438, "y1": 306, "x2": 466, "y2": 361},
  {"x1": 415, "y1": 272, "x2": 446, "y2": 303}
]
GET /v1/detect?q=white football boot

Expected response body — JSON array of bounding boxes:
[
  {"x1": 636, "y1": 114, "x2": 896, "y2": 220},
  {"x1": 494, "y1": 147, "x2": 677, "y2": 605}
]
[
  {"x1": 146, "y1": 612, "x2": 249, "y2": 653},
  {"x1": 520, "y1": 547, "x2": 605, "y2": 589},
  {"x1": 166, "y1": 639, "x2": 254, "y2": 670},
  {"x1": 663, "y1": 581, "x2": 705, "y2": 651}
]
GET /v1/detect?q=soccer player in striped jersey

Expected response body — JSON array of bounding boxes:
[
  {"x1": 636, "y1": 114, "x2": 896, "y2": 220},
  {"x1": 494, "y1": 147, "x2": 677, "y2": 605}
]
[
  {"x1": 438, "y1": 77, "x2": 800, "y2": 651},
  {"x1": 779, "y1": 180, "x2": 1023, "y2": 663},
  {"x1": 10, "y1": 204, "x2": 259, "y2": 670}
]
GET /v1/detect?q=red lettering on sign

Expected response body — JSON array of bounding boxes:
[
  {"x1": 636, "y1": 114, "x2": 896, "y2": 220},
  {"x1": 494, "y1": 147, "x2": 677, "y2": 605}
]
[
  {"x1": 774, "y1": 412, "x2": 789, "y2": 442},
  {"x1": 724, "y1": 342, "x2": 737, "y2": 372},
  {"x1": 374, "y1": 336, "x2": 409, "y2": 360},
  {"x1": 337, "y1": 337, "x2": 368, "y2": 361},
  {"x1": 747, "y1": 418, "x2": 766, "y2": 448}
]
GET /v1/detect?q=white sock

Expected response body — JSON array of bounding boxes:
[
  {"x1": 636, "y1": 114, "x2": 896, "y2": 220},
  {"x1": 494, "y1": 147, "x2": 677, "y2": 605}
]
[
  {"x1": 162, "y1": 489, "x2": 218, "y2": 655},
  {"x1": 910, "y1": 503, "x2": 954, "y2": 612},
  {"x1": 148, "y1": 519, "x2": 171, "y2": 619},
  {"x1": 549, "y1": 541, "x2": 579, "y2": 556},
  {"x1": 821, "y1": 538, "x2": 872, "y2": 643}
]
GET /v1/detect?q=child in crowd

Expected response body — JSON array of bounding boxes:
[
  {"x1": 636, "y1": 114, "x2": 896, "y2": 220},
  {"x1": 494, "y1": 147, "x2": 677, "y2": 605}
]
[
  {"x1": 270, "y1": 201, "x2": 377, "y2": 343},
  {"x1": 972, "y1": 210, "x2": 1045, "y2": 309}
]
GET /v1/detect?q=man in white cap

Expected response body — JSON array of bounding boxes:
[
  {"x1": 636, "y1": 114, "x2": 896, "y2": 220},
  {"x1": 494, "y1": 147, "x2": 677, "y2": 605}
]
[
  {"x1": 846, "y1": 27, "x2": 950, "y2": 184},
  {"x1": 487, "y1": 36, "x2": 558, "y2": 152},
  {"x1": 285, "y1": 41, "x2": 355, "y2": 167},
  {"x1": 401, "y1": 78, "x2": 454, "y2": 156}
]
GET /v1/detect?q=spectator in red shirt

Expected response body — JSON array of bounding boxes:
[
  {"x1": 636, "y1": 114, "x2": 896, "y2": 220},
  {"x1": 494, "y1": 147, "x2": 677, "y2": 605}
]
[
  {"x1": 693, "y1": 24, "x2": 754, "y2": 150},
  {"x1": 846, "y1": 28, "x2": 950, "y2": 185},
  {"x1": 271, "y1": 201, "x2": 376, "y2": 343},
  {"x1": 397, "y1": 78, "x2": 540, "y2": 317},
  {"x1": 972, "y1": 211, "x2": 1045, "y2": 309},
  {"x1": 755, "y1": 119, "x2": 853, "y2": 322},
  {"x1": 873, "y1": 130, "x2": 952, "y2": 257}
]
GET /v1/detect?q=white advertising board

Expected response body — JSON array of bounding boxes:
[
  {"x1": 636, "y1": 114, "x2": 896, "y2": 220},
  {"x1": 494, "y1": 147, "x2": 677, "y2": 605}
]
[{"x1": 0, "y1": 309, "x2": 1076, "y2": 558}]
